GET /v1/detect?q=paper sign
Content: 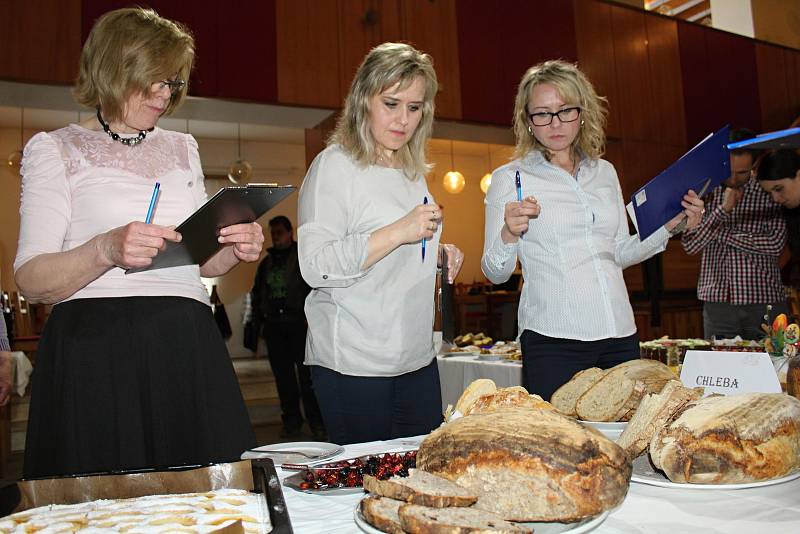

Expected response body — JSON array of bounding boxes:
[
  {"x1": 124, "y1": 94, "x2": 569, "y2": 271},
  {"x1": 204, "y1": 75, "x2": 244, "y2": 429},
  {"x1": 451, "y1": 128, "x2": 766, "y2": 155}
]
[{"x1": 680, "y1": 350, "x2": 781, "y2": 395}]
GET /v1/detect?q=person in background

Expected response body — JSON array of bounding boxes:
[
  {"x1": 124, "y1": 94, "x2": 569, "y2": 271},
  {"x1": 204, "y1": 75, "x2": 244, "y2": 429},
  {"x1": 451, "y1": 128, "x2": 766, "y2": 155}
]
[
  {"x1": 481, "y1": 60, "x2": 704, "y2": 401},
  {"x1": 681, "y1": 129, "x2": 787, "y2": 339},
  {"x1": 298, "y1": 42, "x2": 464, "y2": 445},
  {"x1": 250, "y1": 216, "x2": 325, "y2": 440},
  {"x1": 14, "y1": 8, "x2": 262, "y2": 478},
  {"x1": 0, "y1": 315, "x2": 12, "y2": 406},
  {"x1": 757, "y1": 149, "x2": 800, "y2": 290}
]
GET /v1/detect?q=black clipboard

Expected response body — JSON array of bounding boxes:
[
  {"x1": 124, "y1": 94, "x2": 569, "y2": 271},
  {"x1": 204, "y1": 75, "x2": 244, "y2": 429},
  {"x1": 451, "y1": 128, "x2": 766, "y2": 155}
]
[{"x1": 126, "y1": 184, "x2": 296, "y2": 274}]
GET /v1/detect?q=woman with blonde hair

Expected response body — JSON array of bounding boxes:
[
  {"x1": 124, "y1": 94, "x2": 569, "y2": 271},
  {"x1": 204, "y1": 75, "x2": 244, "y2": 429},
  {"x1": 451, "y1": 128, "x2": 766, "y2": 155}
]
[
  {"x1": 298, "y1": 42, "x2": 463, "y2": 444},
  {"x1": 481, "y1": 60, "x2": 704, "y2": 401},
  {"x1": 15, "y1": 7, "x2": 261, "y2": 477}
]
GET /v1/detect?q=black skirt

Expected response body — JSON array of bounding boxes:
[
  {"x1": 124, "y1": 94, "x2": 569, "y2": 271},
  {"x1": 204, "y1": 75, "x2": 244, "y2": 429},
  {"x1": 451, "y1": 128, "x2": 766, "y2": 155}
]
[{"x1": 23, "y1": 296, "x2": 256, "y2": 478}]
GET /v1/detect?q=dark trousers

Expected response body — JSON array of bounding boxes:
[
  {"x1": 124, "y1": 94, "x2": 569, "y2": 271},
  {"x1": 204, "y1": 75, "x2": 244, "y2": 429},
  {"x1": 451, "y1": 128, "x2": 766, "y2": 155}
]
[
  {"x1": 520, "y1": 330, "x2": 639, "y2": 402},
  {"x1": 263, "y1": 320, "x2": 323, "y2": 430},
  {"x1": 703, "y1": 300, "x2": 789, "y2": 340},
  {"x1": 310, "y1": 359, "x2": 442, "y2": 445}
]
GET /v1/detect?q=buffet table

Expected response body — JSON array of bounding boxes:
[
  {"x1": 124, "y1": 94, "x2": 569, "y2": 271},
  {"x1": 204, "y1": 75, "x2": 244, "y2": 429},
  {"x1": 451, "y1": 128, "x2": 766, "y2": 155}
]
[
  {"x1": 436, "y1": 354, "x2": 522, "y2": 412},
  {"x1": 277, "y1": 436, "x2": 800, "y2": 533}
]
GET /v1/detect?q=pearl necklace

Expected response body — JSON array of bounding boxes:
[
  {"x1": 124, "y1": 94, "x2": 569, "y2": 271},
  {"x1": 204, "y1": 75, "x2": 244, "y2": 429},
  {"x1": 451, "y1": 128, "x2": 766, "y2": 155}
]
[{"x1": 96, "y1": 108, "x2": 154, "y2": 147}]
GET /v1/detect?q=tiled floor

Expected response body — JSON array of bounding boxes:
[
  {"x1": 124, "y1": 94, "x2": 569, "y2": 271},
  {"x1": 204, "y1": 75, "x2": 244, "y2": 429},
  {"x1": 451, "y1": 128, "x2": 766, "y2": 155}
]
[{"x1": 3, "y1": 357, "x2": 315, "y2": 480}]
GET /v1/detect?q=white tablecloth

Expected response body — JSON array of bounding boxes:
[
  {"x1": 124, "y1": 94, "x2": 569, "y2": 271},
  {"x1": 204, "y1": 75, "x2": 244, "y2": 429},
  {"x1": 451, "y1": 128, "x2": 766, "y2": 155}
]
[
  {"x1": 277, "y1": 436, "x2": 800, "y2": 533},
  {"x1": 436, "y1": 354, "x2": 522, "y2": 412}
]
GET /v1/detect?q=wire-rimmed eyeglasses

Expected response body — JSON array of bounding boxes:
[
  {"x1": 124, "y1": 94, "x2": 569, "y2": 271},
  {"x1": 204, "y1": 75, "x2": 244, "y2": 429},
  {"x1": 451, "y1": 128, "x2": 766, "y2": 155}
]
[{"x1": 152, "y1": 79, "x2": 186, "y2": 96}]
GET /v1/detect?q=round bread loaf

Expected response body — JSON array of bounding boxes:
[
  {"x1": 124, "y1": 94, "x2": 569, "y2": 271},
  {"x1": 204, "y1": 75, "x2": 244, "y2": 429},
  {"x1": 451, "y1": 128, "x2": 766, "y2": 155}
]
[
  {"x1": 416, "y1": 407, "x2": 631, "y2": 522},
  {"x1": 649, "y1": 392, "x2": 800, "y2": 484}
]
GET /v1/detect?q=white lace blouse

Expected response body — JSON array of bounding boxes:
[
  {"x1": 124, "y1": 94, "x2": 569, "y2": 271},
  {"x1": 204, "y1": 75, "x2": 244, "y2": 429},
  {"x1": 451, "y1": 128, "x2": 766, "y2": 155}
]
[{"x1": 14, "y1": 124, "x2": 210, "y2": 305}]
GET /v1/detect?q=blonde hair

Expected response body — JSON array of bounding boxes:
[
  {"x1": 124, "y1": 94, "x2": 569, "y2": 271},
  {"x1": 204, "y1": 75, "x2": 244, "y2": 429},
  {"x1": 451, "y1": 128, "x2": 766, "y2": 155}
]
[
  {"x1": 512, "y1": 60, "x2": 607, "y2": 161},
  {"x1": 74, "y1": 7, "x2": 195, "y2": 123},
  {"x1": 329, "y1": 42, "x2": 438, "y2": 180}
]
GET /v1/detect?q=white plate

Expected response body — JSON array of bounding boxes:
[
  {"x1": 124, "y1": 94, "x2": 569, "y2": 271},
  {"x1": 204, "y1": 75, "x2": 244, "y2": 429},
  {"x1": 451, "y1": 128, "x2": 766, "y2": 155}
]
[
  {"x1": 354, "y1": 499, "x2": 609, "y2": 534},
  {"x1": 475, "y1": 354, "x2": 503, "y2": 361},
  {"x1": 579, "y1": 420, "x2": 627, "y2": 441},
  {"x1": 241, "y1": 441, "x2": 344, "y2": 462},
  {"x1": 631, "y1": 455, "x2": 800, "y2": 489}
]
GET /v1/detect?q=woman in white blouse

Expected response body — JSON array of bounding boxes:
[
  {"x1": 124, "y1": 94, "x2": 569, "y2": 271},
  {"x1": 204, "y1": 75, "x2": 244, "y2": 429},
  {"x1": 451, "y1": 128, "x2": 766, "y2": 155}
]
[
  {"x1": 14, "y1": 8, "x2": 261, "y2": 477},
  {"x1": 298, "y1": 43, "x2": 463, "y2": 444},
  {"x1": 481, "y1": 60, "x2": 704, "y2": 401}
]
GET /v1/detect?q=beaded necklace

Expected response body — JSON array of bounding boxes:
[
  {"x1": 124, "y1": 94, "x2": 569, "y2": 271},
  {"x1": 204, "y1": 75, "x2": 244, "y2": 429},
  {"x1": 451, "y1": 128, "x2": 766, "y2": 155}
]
[{"x1": 96, "y1": 108, "x2": 154, "y2": 147}]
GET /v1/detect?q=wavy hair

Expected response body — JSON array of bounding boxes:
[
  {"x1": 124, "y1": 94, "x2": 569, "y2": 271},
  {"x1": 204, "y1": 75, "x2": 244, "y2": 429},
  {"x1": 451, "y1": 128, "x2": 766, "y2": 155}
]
[
  {"x1": 74, "y1": 7, "x2": 195, "y2": 123},
  {"x1": 329, "y1": 42, "x2": 438, "y2": 180},
  {"x1": 512, "y1": 60, "x2": 607, "y2": 161}
]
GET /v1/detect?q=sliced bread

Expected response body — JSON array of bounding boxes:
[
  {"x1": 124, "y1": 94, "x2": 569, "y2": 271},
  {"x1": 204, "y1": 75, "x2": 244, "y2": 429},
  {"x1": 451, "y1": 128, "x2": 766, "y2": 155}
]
[
  {"x1": 616, "y1": 380, "x2": 703, "y2": 459},
  {"x1": 360, "y1": 495, "x2": 404, "y2": 534},
  {"x1": 550, "y1": 367, "x2": 605, "y2": 416},
  {"x1": 363, "y1": 469, "x2": 478, "y2": 507},
  {"x1": 454, "y1": 379, "x2": 498, "y2": 415},
  {"x1": 576, "y1": 372, "x2": 646, "y2": 422},
  {"x1": 398, "y1": 503, "x2": 532, "y2": 534}
]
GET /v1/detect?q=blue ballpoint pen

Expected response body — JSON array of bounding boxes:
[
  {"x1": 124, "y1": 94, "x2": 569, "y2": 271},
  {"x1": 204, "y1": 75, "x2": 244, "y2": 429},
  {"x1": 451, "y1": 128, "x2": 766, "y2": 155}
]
[
  {"x1": 422, "y1": 196, "x2": 428, "y2": 261},
  {"x1": 515, "y1": 170, "x2": 522, "y2": 202},
  {"x1": 145, "y1": 182, "x2": 160, "y2": 224}
]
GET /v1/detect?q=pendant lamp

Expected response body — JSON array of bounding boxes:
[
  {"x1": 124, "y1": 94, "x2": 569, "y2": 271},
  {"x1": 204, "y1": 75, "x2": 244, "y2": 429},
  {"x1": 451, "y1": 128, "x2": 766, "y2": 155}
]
[
  {"x1": 442, "y1": 140, "x2": 465, "y2": 194},
  {"x1": 227, "y1": 123, "x2": 252, "y2": 184}
]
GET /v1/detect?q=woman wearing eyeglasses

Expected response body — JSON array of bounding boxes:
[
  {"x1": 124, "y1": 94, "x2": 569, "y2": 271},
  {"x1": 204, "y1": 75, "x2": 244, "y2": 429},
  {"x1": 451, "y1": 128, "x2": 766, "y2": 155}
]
[
  {"x1": 14, "y1": 8, "x2": 260, "y2": 478},
  {"x1": 481, "y1": 60, "x2": 704, "y2": 401}
]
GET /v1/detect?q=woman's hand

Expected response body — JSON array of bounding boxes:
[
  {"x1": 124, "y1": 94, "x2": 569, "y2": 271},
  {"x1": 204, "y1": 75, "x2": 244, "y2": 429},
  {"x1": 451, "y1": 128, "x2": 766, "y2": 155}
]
[
  {"x1": 218, "y1": 222, "x2": 265, "y2": 263},
  {"x1": 501, "y1": 197, "x2": 540, "y2": 243},
  {"x1": 393, "y1": 202, "x2": 442, "y2": 246},
  {"x1": 98, "y1": 222, "x2": 182, "y2": 269},
  {"x1": 440, "y1": 243, "x2": 464, "y2": 283},
  {"x1": 665, "y1": 190, "x2": 705, "y2": 234}
]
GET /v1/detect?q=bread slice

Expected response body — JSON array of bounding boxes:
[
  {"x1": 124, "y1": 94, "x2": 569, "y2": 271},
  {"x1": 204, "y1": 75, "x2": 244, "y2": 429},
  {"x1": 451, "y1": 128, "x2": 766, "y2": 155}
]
[
  {"x1": 550, "y1": 367, "x2": 605, "y2": 416},
  {"x1": 398, "y1": 503, "x2": 532, "y2": 534},
  {"x1": 464, "y1": 388, "x2": 554, "y2": 416},
  {"x1": 360, "y1": 495, "x2": 404, "y2": 534},
  {"x1": 576, "y1": 372, "x2": 646, "y2": 422},
  {"x1": 363, "y1": 469, "x2": 478, "y2": 507},
  {"x1": 617, "y1": 380, "x2": 704, "y2": 459},
  {"x1": 454, "y1": 379, "x2": 497, "y2": 415}
]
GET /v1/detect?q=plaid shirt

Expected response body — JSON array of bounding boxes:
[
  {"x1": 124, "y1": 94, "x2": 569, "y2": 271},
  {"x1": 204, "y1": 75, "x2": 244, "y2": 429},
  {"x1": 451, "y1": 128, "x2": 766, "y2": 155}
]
[{"x1": 681, "y1": 177, "x2": 786, "y2": 304}]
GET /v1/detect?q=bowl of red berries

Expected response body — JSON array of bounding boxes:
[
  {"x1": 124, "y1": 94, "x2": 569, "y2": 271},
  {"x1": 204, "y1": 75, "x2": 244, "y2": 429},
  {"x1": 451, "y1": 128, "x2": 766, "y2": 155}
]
[{"x1": 283, "y1": 450, "x2": 417, "y2": 494}]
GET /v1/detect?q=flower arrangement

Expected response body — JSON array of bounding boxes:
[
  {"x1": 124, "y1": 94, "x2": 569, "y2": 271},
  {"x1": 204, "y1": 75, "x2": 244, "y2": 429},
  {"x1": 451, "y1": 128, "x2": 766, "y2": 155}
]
[{"x1": 762, "y1": 310, "x2": 800, "y2": 358}]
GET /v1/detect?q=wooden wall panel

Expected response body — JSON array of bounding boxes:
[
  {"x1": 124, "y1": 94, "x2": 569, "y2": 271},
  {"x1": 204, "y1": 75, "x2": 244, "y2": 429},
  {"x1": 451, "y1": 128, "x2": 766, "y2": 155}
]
[
  {"x1": 645, "y1": 15, "x2": 686, "y2": 147},
  {"x1": 661, "y1": 240, "x2": 700, "y2": 290},
  {"x1": 610, "y1": 5, "x2": 658, "y2": 143},
  {"x1": 276, "y1": 0, "x2": 341, "y2": 108},
  {"x1": 1, "y1": 0, "x2": 82, "y2": 84},
  {"x1": 788, "y1": 49, "x2": 800, "y2": 123},
  {"x1": 574, "y1": 0, "x2": 621, "y2": 140},
  {"x1": 456, "y1": 0, "x2": 575, "y2": 126},
  {"x1": 401, "y1": 0, "x2": 461, "y2": 120},
  {"x1": 337, "y1": 0, "x2": 403, "y2": 100},
  {"x1": 676, "y1": 21, "x2": 710, "y2": 145},
  {"x1": 755, "y1": 43, "x2": 790, "y2": 133}
]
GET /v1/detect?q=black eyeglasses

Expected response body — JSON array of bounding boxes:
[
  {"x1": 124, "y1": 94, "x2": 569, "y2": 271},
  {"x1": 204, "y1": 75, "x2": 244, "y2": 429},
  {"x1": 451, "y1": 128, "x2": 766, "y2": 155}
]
[
  {"x1": 528, "y1": 107, "x2": 581, "y2": 127},
  {"x1": 152, "y1": 79, "x2": 186, "y2": 96}
]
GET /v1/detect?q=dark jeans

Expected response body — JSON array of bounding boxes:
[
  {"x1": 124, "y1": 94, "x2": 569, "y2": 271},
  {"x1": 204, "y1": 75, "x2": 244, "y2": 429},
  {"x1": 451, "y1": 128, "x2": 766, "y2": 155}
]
[
  {"x1": 520, "y1": 330, "x2": 640, "y2": 401},
  {"x1": 703, "y1": 300, "x2": 789, "y2": 340},
  {"x1": 310, "y1": 359, "x2": 442, "y2": 445},
  {"x1": 263, "y1": 321, "x2": 323, "y2": 430}
]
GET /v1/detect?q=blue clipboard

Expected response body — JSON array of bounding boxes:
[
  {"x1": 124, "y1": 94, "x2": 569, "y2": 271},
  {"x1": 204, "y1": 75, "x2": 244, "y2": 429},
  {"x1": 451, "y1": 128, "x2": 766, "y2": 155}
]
[
  {"x1": 631, "y1": 125, "x2": 731, "y2": 241},
  {"x1": 726, "y1": 127, "x2": 800, "y2": 150}
]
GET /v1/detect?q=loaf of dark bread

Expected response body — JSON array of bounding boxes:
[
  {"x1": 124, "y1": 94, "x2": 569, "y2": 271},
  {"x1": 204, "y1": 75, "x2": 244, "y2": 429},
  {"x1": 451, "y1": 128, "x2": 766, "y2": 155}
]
[
  {"x1": 398, "y1": 503, "x2": 532, "y2": 534},
  {"x1": 416, "y1": 407, "x2": 631, "y2": 522},
  {"x1": 360, "y1": 495, "x2": 404, "y2": 534}
]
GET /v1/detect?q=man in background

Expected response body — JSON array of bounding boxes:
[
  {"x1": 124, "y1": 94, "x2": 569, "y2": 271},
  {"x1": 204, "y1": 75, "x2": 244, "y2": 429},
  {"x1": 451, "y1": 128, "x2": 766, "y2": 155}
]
[
  {"x1": 250, "y1": 216, "x2": 325, "y2": 439},
  {"x1": 682, "y1": 129, "x2": 789, "y2": 339}
]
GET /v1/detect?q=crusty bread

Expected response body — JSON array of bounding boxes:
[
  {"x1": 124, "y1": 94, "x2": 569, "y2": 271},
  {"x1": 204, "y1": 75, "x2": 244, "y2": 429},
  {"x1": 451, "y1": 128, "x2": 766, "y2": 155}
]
[
  {"x1": 363, "y1": 469, "x2": 478, "y2": 507},
  {"x1": 417, "y1": 407, "x2": 631, "y2": 522},
  {"x1": 649, "y1": 393, "x2": 800, "y2": 484},
  {"x1": 550, "y1": 367, "x2": 605, "y2": 416},
  {"x1": 360, "y1": 495, "x2": 404, "y2": 534},
  {"x1": 398, "y1": 503, "x2": 532, "y2": 534},
  {"x1": 454, "y1": 379, "x2": 497, "y2": 415},
  {"x1": 464, "y1": 389, "x2": 553, "y2": 416},
  {"x1": 617, "y1": 380, "x2": 703, "y2": 459},
  {"x1": 576, "y1": 374, "x2": 646, "y2": 422}
]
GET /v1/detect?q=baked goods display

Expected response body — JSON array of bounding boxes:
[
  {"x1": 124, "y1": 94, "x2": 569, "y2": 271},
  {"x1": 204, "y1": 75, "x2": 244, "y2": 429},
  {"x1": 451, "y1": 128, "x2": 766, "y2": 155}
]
[
  {"x1": 0, "y1": 489, "x2": 269, "y2": 533},
  {"x1": 551, "y1": 360, "x2": 676, "y2": 422},
  {"x1": 443, "y1": 378, "x2": 552, "y2": 421},
  {"x1": 447, "y1": 335, "x2": 521, "y2": 360},
  {"x1": 290, "y1": 451, "x2": 418, "y2": 491},
  {"x1": 417, "y1": 407, "x2": 631, "y2": 522},
  {"x1": 649, "y1": 393, "x2": 800, "y2": 484},
  {"x1": 363, "y1": 469, "x2": 477, "y2": 508}
]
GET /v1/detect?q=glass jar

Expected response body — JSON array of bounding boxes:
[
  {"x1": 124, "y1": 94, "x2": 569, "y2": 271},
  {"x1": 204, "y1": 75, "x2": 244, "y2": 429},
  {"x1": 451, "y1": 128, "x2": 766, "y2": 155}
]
[{"x1": 787, "y1": 354, "x2": 800, "y2": 399}]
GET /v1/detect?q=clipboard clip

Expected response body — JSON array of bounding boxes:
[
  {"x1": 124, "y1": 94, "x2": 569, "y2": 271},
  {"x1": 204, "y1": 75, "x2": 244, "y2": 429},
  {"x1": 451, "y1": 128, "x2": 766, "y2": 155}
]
[{"x1": 671, "y1": 178, "x2": 712, "y2": 234}]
